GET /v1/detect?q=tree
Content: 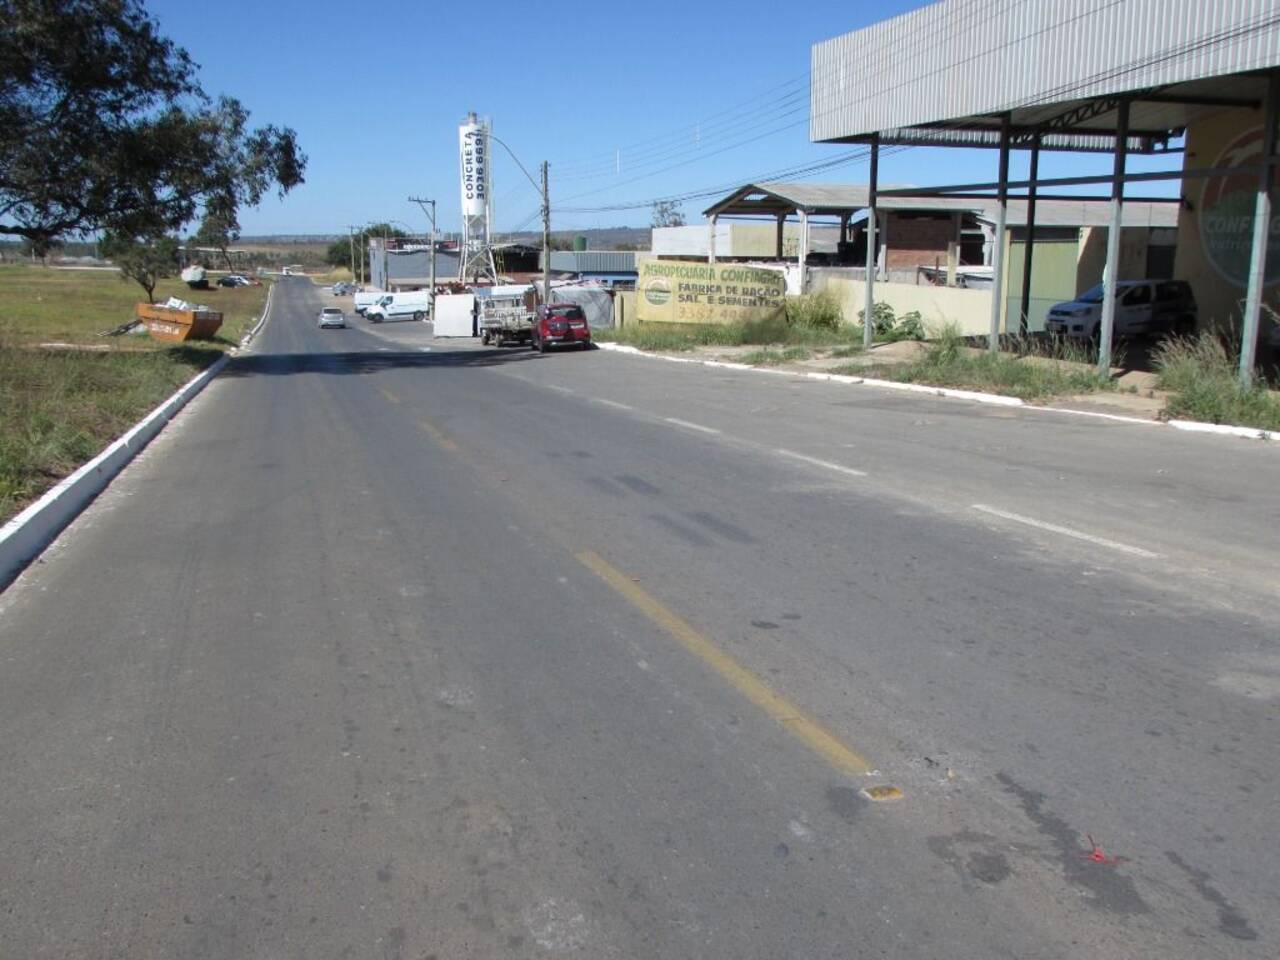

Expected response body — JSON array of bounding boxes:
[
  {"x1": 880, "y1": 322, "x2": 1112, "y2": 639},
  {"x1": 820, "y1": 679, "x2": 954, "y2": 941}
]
[
  {"x1": 103, "y1": 234, "x2": 179, "y2": 302},
  {"x1": 193, "y1": 209, "x2": 238, "y2": 270},
  {"x1": 0, "y1": 0, "x2": 306, "y2": 251},
  {"x1": 20, "y1": 235, "x2": 64, "y2": 263},
  {"x1": 651, "y1": 201, "x2": 686, "y2": 228}
]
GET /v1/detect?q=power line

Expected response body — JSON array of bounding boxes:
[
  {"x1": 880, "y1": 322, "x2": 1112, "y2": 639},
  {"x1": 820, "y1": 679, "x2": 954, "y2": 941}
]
[{"x1": 549, "y1": 72, "x2": 811, "y2": 173}]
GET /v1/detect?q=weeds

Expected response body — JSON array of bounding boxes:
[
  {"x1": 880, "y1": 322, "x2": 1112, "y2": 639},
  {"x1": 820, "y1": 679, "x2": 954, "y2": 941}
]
[
  {"x1": 1153, "y1": 333, "x2": 1280, "y2": 431},
  {"x1": 785, "y1": 291, "x2": 842, "y2": 330},
  {"x1": 856, "y1": 301, "x2": 926, "y2": 343},
  {"x1": 840, "y1": 324, "x2": 1113, "y2": 400},
  {"x1": 740, "y1": 346, "x2": 811, "y2": 366}
]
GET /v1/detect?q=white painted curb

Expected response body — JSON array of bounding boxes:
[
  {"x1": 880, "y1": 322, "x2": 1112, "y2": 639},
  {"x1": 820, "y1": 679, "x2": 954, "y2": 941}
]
[
  {"x1": 0, "y1": 284, "x2": 277, "y2": 589},
  {"x1": 595, "y1": 342, "x2": 1276, "y2": 441},
  {"x1": 597, "y1": 342, "x2": 1026, "y2": 408},
  {"x1": 240, "y1": 281, "x2": 276, "y2": 348},
  {"x1": 1167, "y1": 419, "x2": 1275, "y2": 441}
]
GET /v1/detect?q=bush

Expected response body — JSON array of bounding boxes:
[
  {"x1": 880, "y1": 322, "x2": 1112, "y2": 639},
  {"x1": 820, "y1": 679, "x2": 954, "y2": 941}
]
[
  {"x1": 857, "y1": 300, "x2": 896, "y2": 335},
  {"x1": 786, "y1": 291, "x2": 842, "y2": 330}
]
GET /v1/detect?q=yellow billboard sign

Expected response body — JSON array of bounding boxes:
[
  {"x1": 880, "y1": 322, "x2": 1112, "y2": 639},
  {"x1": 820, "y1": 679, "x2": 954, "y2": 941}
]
[{"x1": 636, "y1": 261, "x2": 786, "y2": 325}]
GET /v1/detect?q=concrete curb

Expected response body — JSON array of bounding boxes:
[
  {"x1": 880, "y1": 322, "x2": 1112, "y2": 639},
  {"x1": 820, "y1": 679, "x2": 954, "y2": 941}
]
[
  {"x1": 240, "y1": 281, "x2": 275, "y2": 349},
  {"x1": 0, "y1": 285, "x2": 277, "y2": 590},
  {"x1": 595, "y1": 342, "x2": 1275, "y2": 441}
]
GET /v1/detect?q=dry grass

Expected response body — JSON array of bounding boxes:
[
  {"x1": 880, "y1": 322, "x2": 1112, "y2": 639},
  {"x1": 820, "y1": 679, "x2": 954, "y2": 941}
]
[
  {"x1": 1154, "y1": 333, "x2": 1280, "y2": 431},
  {"x1": 0, "y1": 263, "x2": 268, "y2": 347}
]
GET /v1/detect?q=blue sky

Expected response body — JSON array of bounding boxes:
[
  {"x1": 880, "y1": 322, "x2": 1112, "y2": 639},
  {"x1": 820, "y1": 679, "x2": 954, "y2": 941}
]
[{"x1": 148, "y1": 0, "x2": 1176, "y2": 237}]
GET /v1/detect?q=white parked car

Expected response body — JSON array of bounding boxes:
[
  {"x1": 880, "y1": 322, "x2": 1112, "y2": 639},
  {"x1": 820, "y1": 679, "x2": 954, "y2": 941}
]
[
  {"x1": 317, "y1": 307, "x2": 346, "y2": 329},
  {"x1": 1045, "y1": 279, "x2": 1197, "y2": 340}
]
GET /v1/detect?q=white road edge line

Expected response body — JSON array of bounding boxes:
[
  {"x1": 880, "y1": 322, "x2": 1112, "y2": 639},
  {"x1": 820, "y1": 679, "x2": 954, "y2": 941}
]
[
  {"x1": 971, "y1": 504, "x2": 1160, "y2": 558},
  {"x1": 663, "y1": 417, "x2": 721, "y2": 435},
  {"x1": 546, "y1": 384, "x2": 576, "y2": 395},
  {"x1": 591, "y1": 398, "x2": 634, "y2": 411},
  {"x1": 775, "y1": 449, "x2": 868, "y2": 478}
]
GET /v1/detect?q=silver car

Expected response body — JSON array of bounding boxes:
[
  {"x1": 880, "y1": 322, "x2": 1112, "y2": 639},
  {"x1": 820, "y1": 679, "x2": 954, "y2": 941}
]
[{"x1": 318, "y1": 307, "x2": 346, "y2": 329}]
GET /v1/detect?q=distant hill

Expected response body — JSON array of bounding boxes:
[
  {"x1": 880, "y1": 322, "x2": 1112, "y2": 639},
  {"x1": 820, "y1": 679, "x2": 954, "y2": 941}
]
[{"x1": 239, "y1": 226, "x2": 652, "y2": 251}]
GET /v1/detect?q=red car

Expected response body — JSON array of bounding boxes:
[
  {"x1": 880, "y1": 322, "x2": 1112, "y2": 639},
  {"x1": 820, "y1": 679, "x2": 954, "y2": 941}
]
[{"x1": 531, "y1": 304, "x2": 591, "y2": 352}]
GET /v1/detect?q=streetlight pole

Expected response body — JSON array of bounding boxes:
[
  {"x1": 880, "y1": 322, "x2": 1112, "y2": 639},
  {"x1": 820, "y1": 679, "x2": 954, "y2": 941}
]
[
  {"x1": 409, "y1": 196, "x2": 437, "y2": 322},
  {"x1": 541, "y1": 161, "x2": 551, "y2": 305},
  {"x1": 487, "y1": 133, "x2": 549, "y2": 303}
]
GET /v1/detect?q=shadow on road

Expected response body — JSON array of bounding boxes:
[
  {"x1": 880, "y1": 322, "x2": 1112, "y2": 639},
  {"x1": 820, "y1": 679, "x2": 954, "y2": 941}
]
[{"x1": 222, "y1": 345, "x2": 558, "y2": 378}]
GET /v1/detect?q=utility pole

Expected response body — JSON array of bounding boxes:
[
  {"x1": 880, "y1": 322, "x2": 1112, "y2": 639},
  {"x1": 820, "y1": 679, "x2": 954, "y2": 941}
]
[
  {"x1": 541, "y1": 160, "x2": 551, "y2": 305},
  {"x1": 346, "y1": 225, "x2": 357, "y2": 282},
  {"x1": 410, "y1": 196, "x2": 438, "y2": 322}
]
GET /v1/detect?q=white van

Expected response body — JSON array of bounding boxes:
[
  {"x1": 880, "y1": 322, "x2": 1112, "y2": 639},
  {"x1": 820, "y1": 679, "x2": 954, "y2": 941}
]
[
  {"x1": 353, "y1": 289, "x2": 386, "y2": 315},
  {"x1": 365, "y1": 291, "x2": 431, "y2": 323}
]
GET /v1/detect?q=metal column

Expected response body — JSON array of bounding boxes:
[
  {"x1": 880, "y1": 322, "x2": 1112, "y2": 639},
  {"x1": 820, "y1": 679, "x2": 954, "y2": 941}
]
[
  {"x1": 1019, "y1": 134, "x2": 1041, "y2": 337},
  {"x1": 775, "y1": 214, "x2": 785, "y2": 260},
  {"x1": 798, "y1": 209, "x2": 810, "y2": 294},
  {"x1": 988, "y1": 115, "x2": 1011, "y2": 352},
  {"x1": 1098, "y1": 101, "x2": 1130, "y2": 378},
  {"x1": 541, "y1": 161, "x2": 551, "y2": 305},
  {"x1": 1239, "y1": 72, "x2": 1279, "y2": 388},
  {"x1": 863, "y1": 134, "x2": 879, "y2": 349}
]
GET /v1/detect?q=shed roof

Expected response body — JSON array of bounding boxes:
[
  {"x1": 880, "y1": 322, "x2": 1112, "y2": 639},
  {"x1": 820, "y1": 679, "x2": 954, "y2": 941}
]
[
  {"x1": 703, "y1": 182, "x2": 1180, "y2": 228},
  {"x1": 810, "y1": 0, "x2": 1280, "y2": 150}
]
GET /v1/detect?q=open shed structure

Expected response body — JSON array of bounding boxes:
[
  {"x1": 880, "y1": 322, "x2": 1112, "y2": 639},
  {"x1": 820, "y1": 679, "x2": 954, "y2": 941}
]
[{"x1": 810, "y1": 0, "x2": 1280, "y2": 381}]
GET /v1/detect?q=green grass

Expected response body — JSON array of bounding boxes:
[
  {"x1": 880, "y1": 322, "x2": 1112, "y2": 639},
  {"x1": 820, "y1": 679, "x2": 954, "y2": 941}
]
[
  {"x1": 0, "y1": 264, "x2": 270, "y2": 522},
  {"x1": 739, "y1": 346, "x2": 812, "y2": 365},
  {"x1": 0, "y1": 343, "x2": 222, "y2": 521},
  {"x1": 1153, "y1": 334, "x2": 1280, "y2": 431},
  {"x1": 839, "y1": 327, "x2": 1115, "y2": 400}
]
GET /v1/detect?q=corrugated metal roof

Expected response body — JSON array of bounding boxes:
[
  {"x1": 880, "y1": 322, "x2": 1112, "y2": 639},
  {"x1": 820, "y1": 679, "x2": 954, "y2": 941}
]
[
  {"x1": 703, "y1": 182, "x2": 1179, "y2": 227},
  {"x1": 546, "y1": 250, "x2": 638, "y2": 273},
  {"x1": 811, "y1": 0, "x2": 1280, "y2": 145}
]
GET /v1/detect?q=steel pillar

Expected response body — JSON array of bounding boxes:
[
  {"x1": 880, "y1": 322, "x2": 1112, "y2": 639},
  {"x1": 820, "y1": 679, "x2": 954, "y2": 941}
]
[
  {"x1": 989, "y1": 115, "x2": 1011, "y2": 352},
  {"x1": 1098, "y1": 101, "x2": 1130, "y2": 378},
  {"x1": 798, "y1": 210, "x2": 810, "y2": 293},
  {"x1": 1239, "y1": 72, "x2": 1279, "y2": 388},
  {"x1": 1019, "y1": 134, "x2": 1041, "y2": 337},
  {"x1": 864, "y1": 134, "x2": 879, "y2": 349}
]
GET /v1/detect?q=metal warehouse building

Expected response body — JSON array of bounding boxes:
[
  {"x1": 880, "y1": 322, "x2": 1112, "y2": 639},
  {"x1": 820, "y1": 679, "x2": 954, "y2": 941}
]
[{"x1": 810, "y1": 0, "x2": 1280, "y2": 381}]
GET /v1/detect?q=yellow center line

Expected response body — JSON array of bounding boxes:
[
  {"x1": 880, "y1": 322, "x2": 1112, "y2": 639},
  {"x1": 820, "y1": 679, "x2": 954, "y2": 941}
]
[
  {"x1": 575, "y1": 550, "x2": 872, "y2": 776},
  {"x1": 417, "y1": 417, "x2": 459, "y2": 452},
  {"x1": 378, "y1": 386, "x2": 401, "y2": 405}
]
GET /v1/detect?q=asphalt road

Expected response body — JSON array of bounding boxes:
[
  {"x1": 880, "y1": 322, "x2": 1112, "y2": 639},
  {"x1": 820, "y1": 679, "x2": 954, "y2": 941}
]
[{"x1": 2, "y1": 277, "x2": 1277, "y2": 959}]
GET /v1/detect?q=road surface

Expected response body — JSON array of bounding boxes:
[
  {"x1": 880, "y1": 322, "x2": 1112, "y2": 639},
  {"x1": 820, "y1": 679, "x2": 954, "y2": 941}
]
[{"x1": 2, "y1": 278, "x2": 1276, "y2": 958}]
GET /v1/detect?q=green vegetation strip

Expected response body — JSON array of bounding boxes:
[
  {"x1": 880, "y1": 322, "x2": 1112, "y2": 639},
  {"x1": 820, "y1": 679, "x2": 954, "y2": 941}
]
[
  {"x1": 839, "y1": 333, "x2": 1114, "y2": 401},
  {"x1": 1154, "y1": 334, "x2": 1280, "y2": 432},
  {"x1": 0, "y1": 265, "x2": 268, "y2": 522}
]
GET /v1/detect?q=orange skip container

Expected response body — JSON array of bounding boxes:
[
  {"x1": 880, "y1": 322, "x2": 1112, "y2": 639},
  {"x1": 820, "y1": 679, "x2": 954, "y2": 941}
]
[{"x1": 135, "y1": 303, "x2": 223, "y2": 342}]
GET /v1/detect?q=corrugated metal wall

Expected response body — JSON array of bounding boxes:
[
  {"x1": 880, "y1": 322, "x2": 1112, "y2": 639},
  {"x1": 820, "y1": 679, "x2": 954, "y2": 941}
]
[
  {"x1": 547, "y1": 251, "x2": 638, "y2": 273},
  {"x1": 811, "y1": 0, "x2": 1280, "y2": 141}
]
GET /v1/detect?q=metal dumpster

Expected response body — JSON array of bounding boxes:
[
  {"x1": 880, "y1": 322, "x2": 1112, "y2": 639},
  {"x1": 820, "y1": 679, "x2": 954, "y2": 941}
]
[{"x1": 135, "y1": 303, "x2": 223, "y2": 342}]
